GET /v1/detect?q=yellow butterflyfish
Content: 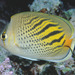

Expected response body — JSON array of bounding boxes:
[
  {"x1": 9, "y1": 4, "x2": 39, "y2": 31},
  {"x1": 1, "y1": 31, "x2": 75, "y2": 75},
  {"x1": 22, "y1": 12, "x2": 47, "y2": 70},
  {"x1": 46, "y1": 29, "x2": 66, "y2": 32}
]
[{"x1": 0, "y1": 12, "x2": 74, "y2": 62}]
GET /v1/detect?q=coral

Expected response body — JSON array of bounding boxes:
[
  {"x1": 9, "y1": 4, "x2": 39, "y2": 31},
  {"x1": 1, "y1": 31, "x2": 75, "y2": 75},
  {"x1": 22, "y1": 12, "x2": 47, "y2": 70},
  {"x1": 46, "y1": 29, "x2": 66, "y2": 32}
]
[
  {"x1": 0, "y1": 47, "x2": 7, "y2": 62},
  {"x1": 0, "y1": 57, "x2": 13, "y2": 75},
  {"x1": 29, "y1": 0, "x2": 62, "y2": 13},
  {"x1": 9, "y1": 55, "x2": 33, "y2": 75},
  {"x1": 55, "y1": 57, "x2": 75, "y2": 75}
]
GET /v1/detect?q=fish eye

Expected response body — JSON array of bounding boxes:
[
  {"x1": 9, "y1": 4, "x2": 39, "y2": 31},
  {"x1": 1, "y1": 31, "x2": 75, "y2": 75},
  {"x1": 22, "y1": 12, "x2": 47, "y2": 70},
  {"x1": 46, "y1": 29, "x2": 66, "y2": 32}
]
[{"x1": 1, "y1": 32, "x2": 7, "y2": 41}]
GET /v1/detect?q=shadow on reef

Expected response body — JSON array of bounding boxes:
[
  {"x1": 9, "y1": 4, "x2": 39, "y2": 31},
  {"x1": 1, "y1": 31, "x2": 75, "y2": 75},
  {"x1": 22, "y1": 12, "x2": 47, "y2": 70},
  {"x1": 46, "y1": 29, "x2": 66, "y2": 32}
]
[{"x1": 61, "y1": 0, "x2": 75, "y2": 10}]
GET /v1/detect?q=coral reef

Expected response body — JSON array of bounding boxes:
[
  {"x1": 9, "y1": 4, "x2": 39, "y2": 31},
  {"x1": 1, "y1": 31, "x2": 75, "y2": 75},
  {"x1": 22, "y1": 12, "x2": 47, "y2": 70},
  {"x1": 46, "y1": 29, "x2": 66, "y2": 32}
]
[
  {"x1": 0, "y1": 47, "x2": 7, "y2": 62},
  {"x1": 0, "y1": 57, "x2": 13, "y2": 75},
  {"x1": 29, "y1": 0, "x2": 62, "y2": 14},
  {"x1": 0, "y1": 0, "x2": 75, "y2": 75}
]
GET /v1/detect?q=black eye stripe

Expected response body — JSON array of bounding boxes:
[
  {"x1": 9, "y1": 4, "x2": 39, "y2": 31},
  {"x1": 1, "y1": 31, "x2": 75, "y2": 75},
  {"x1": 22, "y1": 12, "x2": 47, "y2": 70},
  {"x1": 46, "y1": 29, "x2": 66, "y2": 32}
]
[
  {"x1": 1, "y1": 31, "x2": 7, "y2": 41},
  {"x1": 2, "y1": 35, "x2": 5, "y2": 38}
]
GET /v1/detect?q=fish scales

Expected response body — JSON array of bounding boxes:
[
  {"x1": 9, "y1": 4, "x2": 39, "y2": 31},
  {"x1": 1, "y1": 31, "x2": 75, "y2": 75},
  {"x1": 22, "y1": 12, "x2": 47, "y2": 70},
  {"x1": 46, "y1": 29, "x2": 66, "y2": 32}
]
[
  {"x1": 15, "y1": 15, "x2": 65, "y2": 52},
  {"x1": 12, "y1": 14, "x2": 70, "y2": 57},
  {"x1": 0, "y1": 12, "x2": 74, "y2": 62}
]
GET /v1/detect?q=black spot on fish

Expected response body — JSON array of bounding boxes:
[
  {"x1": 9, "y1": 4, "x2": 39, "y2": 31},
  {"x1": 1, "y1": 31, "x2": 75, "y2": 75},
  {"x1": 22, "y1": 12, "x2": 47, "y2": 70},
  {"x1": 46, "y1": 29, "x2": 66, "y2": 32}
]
[{"x1": 21, "y1": 37, "x2": 23, "y2": 40}]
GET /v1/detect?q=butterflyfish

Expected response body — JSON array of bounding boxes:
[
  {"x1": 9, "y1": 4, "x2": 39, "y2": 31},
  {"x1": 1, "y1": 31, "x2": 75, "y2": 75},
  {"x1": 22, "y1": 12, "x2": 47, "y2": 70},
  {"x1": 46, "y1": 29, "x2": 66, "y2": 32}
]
[{"x1": 0, "y1": 12, "x2": 74, "y2": 62}]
